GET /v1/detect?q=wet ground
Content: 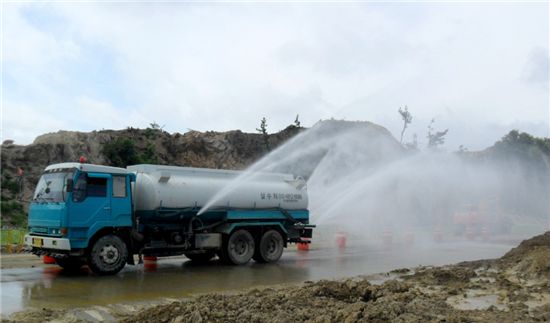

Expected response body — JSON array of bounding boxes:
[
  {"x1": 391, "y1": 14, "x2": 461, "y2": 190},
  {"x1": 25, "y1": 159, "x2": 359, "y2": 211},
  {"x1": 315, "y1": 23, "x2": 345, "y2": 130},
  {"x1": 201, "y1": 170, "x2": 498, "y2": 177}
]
[{"x1": 0, "y1": 240, "x2": 516, "y2": 318}]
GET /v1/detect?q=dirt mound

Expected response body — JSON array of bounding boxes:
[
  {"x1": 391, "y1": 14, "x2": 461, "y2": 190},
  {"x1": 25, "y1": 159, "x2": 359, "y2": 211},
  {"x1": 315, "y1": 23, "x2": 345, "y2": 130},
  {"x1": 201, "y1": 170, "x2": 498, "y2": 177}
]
[
  {"x1": 121, "y1": 278, "x2": 518, "y2": 323},
  {"x1": 117, "y1": 235, "x2": 550, "y2": 323},
  {"x1": 405, "y1": 266, "x2": 477, "y2": 288},
  {"x1": 500, "y1": 231, "x2": 550, "y2": 280}
]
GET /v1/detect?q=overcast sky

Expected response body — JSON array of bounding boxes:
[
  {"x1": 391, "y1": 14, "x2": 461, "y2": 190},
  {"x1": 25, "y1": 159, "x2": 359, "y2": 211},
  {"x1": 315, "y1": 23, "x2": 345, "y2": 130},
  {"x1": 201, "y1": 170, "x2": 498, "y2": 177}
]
[{"x1": 2, "y1": 2, "x2": 548, "y2": 150}]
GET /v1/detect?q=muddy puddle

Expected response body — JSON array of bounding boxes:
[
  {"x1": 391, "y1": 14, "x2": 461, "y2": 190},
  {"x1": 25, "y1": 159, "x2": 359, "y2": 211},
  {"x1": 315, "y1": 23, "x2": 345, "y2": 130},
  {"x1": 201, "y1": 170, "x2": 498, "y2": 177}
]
[{"x1": 0, "y1": 241, "x2": 515, "y2": 317}]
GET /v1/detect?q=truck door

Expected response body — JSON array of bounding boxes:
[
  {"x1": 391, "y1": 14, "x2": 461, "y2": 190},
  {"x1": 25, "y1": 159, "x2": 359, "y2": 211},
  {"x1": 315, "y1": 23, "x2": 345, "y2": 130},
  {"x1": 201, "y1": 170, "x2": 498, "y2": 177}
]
[
  {"x1": 110, "y1": 175, "x2": 132, "y2": 227},
  {"x1": 69, "y1": 172, "x2": 111, "y2": 230}
]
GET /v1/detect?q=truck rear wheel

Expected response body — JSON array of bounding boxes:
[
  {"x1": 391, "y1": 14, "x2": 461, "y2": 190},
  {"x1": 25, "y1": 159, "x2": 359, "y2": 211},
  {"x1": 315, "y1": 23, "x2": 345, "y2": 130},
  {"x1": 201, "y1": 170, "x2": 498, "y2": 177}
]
[
  {"x1": 253, "y1": 230, "x2": 284, "y2": 263},
  {"x1": 87, "y1": 234, "x2": 128, "y2": 275},
  {"x1": 184, "y1": 251, "x2": 216, "y2": 263},
  {"x1": 56, "y1": 257, "x2": 85, "y2": 272},
  {"x1": 219, "y1": 229, "x2": 255, "y2": 265}
]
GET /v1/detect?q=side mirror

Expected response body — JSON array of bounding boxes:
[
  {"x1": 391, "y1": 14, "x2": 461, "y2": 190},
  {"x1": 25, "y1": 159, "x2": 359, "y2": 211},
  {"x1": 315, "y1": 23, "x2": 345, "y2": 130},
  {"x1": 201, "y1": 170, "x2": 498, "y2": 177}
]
[{"x1": 66, "y1": 179, "x2": 74, "y2": 192}]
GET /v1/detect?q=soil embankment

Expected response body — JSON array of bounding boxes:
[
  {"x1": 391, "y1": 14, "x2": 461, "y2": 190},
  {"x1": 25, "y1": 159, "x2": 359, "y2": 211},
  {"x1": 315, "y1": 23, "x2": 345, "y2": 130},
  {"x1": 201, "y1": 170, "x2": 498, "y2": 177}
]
[{"x1": 5, "y1": 232, "x2": 549, "y2": 322}]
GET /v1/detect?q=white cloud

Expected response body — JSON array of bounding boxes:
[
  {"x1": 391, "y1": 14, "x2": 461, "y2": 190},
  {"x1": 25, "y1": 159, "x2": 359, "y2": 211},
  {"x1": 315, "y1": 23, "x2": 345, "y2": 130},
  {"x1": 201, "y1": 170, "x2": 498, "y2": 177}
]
[
  {"x1": 2, "y1": 100, "x2": 67, "y2": 144},
  {"x1": 2, "y1": 2, "x2": 549, "y2": 147}
]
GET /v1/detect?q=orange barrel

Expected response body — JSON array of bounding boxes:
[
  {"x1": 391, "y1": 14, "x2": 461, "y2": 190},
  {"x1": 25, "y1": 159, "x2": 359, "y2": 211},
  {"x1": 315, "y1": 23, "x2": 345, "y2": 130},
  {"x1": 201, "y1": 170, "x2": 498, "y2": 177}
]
[
  {"x1": 297, "y1": 238, "x2": 310, "y2": 251},
  {"x1": 43, "y1": 255, "x2": 56, "y2": 264},
  {"x1": 335, "y1": 231, "x2": 347, "y2": 249}
]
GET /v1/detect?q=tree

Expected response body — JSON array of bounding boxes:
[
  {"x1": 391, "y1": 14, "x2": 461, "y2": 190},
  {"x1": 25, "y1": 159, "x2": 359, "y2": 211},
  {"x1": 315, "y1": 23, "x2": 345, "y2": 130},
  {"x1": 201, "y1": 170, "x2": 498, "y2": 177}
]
[
  {"x1": 256, "y1": 117, "x2": 270, "y2": 150},
  {"x1": 398, "y1": 106, "x2": 413, "y2": 144},
  {"x1": 149, "y1": 121, "x2": 165, "y2": 130},
  {"x1": 457, "y1": 145, "x2": 468, "y2": 153},
  {"x1": 103, "y1": 138, "x2": 142, "y2": 167},
  {"x1": 144, "y1": 121, "x2": 165, "y2": 139},
  {"x1": 405, "y1": 133, "x2": 419, "y2": 150},
  {"x1": 426, "y1": 119, "x2": 448, "y2": 149},
  {"x1": 294, "y1": 114, "x2": 301, "y2": 127}
]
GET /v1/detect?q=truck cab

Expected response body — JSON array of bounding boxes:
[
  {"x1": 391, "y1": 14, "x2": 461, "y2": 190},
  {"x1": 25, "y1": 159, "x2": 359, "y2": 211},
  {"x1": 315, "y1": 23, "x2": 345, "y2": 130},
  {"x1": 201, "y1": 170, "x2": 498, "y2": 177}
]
[{"x1": 25, "y1": 163, "x2": 135, "y2": 274}]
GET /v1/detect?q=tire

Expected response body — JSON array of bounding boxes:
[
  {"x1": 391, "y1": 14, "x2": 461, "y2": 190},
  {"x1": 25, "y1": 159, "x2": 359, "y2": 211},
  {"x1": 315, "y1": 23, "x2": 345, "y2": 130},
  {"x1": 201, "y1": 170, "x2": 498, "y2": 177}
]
[
  {"x1": 253, "y1": 230, "x2": 284, "y2": 263},
  {"x1": 55, "y1": 257, "x2": 84, "y2": 272},
  {"x1": 184, "y1": 251, "x2": 215, "y2": 263},
  {"x1": 87, "y1": 234, "x2": 128, "y2": 275},
  {"x1": 219, "y1": 229, "x2": 255, "y2": 265}
]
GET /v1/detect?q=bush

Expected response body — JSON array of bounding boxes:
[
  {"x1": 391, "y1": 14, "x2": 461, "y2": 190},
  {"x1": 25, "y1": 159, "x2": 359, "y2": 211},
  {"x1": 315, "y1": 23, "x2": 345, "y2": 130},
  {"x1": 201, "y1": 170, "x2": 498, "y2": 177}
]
[
  {"x1": 103, "y1": 138, "x2": 143, "y2": 167},
  {"x1": 103, "y1": 138, "x2": 160, "y2": 167},
  {"x1": 0, "y1": 197, "x2": 27, "y2": 228}
]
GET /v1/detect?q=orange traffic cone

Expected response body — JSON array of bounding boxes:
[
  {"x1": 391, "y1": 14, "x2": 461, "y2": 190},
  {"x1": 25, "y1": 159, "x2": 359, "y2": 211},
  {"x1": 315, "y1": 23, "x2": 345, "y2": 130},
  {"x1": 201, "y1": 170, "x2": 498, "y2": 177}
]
[
  {"x1": 335, "y1": 231, "x2": 347, "y2": 250},
  {"x1": 143, "y1": 255, "x2": 158, "y2": 272},
  {"x1": 43, "y1": 255, "x2": 56, "y2": 264},
  {"x1": 297, "y1": 238, "x2": 310, "y2": 251}
]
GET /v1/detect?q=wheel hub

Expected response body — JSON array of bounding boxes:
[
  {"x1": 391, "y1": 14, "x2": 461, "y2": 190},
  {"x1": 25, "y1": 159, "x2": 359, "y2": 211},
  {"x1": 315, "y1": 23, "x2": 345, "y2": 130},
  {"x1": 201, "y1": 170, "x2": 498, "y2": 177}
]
[
  {"x1": 100, "y1": 244, "x2": 119, "y2": 264},
  {"x1": 234, "y1": 239, "x2": 248, "y2": 255},
  {"x1": 267, "y1": 239, "x2": 277, "y2": 253}
]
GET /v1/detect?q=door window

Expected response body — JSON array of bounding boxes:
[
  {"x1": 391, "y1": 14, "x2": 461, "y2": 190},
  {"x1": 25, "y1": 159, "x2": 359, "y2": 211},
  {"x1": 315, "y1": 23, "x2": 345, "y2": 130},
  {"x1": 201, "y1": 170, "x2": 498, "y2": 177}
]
[
  {"x1": 73, "y1": 174, "x2": 108, "y2": 202},
  {"x1": 88, "y1": 178, "x2": 107, "y2": 197},
  {"x1": 112, "y1": 176, "x2": 127, "y2": 198}
]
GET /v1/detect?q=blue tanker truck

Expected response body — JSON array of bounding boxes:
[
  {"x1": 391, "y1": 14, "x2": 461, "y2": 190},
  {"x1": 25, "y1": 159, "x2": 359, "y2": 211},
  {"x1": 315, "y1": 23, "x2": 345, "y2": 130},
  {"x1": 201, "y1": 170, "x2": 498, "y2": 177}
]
[{"x1": 24, "y1": 162, "x2": 314, "y2": 275}]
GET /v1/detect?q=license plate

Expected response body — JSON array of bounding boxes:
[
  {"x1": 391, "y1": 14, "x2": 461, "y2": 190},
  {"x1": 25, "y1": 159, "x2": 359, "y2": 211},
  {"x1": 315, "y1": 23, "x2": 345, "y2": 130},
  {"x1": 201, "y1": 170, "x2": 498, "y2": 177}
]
[{"x1": 32, "y1": 238, "x2": 43, "y2": 247}]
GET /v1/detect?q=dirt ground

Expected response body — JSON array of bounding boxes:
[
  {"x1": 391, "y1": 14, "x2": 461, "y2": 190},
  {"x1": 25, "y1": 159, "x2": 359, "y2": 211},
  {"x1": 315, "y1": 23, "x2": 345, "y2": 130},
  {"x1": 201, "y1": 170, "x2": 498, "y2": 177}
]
[
  {"x1": 4, "y1": 232, "x2": 550, "y2": 322},
  {"x1": 0, "y1": 253, "x2": 45, "y2": 269}
]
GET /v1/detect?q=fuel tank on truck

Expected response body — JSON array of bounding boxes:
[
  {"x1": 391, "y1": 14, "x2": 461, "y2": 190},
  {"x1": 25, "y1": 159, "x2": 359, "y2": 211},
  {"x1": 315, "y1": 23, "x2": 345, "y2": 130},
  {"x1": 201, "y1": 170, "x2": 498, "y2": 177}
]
[{"x1": 127, "y1": 164, "x2": 309, "y2": 212}]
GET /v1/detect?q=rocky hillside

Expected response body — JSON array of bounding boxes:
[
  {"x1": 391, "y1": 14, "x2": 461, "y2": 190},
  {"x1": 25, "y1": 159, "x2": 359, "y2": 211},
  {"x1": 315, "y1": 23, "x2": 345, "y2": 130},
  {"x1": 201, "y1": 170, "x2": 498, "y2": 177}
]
[
  {"x1": 1, "y1": 120, "x2": 548, "y2": 229},
  {"x1": 0, "y1": 125, "x2": 303, "y2": 227}
]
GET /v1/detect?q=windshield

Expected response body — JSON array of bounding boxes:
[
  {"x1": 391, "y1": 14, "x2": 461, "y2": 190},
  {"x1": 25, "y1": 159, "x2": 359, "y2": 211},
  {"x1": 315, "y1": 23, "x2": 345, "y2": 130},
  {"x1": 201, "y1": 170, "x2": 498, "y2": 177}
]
[{"x1": 33, "y1": 171, "x2": 74, "y2": 202}]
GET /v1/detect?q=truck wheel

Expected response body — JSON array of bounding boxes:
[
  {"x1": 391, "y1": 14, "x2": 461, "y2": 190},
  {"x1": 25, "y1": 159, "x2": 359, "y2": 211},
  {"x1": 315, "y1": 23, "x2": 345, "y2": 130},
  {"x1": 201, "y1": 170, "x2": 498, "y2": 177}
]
[
  {"x1": 220, "y1": 229, "x2": 255, "y2": 265},
  {"x1": 87, "y1": 234, "x2": 128, "y2": 275},
  {"x1": 184, "y1": 251, "x2": 215, "y2": 263},
  {"x1": 253, "y1": 230, "x2": 284, "y2": 263},
  {"x1": 55, "y1": 257, "x2": 84, "y2": 272}
]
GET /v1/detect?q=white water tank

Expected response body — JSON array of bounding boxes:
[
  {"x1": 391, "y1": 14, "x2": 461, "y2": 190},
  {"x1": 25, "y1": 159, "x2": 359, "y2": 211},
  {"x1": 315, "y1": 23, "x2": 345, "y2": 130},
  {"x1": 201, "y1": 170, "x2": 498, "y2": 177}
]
[{"x1": 127, "y1": 165, "x2": 308, "y2": 212}]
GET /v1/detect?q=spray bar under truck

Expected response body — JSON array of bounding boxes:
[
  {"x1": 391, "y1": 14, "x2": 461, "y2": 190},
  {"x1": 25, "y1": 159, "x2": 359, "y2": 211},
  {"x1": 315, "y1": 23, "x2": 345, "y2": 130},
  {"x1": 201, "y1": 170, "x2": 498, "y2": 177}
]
[{"x1": 25, "y1": 162, "x2": 314, "y2": 275}]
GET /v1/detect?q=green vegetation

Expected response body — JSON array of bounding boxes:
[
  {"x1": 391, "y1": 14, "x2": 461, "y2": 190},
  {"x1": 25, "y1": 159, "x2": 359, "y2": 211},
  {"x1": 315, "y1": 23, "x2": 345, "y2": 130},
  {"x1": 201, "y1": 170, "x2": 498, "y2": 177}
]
[
  {"x1": 256, "y1": 117, "x2": 270, "y2": 150},
  {"x1": 2, "y1": 177, "x2": 19, "y2": 196},
  {"x1": 103, "y1": 138, "x2": 143, "y2": 167},
  {"x1": 426, "y1": 118, "x2": 449, "y2": 149},
  {"x1": 294, "y1": 115, "x2": 301, "y2": 128},
  {"x1": 495, "y1": 130, "x2": 550, "y2": 154},
  {"x1": 1, "y1": 171, "x2": 26, "y2": 228},
  {"x1": 144, "y1": 121, "x2": 165, "y2": 139},
  {"x1": 103, "y1": 137, "x2": 160, "y2": 168},
  {"x1": 0, "y1": 229, "x2": 27, "y2": 246},
  {"x1": 142, "y1": 143, "x2": 159, "y2": 164},
  {"x1": 493, "y1": 130, "x2": 550, "y2": 167},
  {"x1": 1, "y1": 197, "x2": 27, "y2": 228},
  {"x1": 398, "y1": 106, "x2": 413, "y2": 144}
]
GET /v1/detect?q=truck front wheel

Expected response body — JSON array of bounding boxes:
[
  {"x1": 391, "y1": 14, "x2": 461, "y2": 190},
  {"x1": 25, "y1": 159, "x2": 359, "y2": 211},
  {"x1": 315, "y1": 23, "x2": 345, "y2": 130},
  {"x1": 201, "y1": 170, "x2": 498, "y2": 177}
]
[
  {"x1": 253, "y1": 230, "x2": 284, "y2": 263},
  {"x1": 219, "y1": 229, "x2": 255, "y2": 265},
  {"x1": 87, "y1": 234, "x2": 128, "y2": 275}
]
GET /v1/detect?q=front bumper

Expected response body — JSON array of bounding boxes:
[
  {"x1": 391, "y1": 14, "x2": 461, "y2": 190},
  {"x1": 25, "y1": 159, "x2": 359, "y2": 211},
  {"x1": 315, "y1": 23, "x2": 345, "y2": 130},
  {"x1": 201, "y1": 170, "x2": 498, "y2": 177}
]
[{"x1": 24, "y1": 234, "x2": 71, "y2": 251}]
